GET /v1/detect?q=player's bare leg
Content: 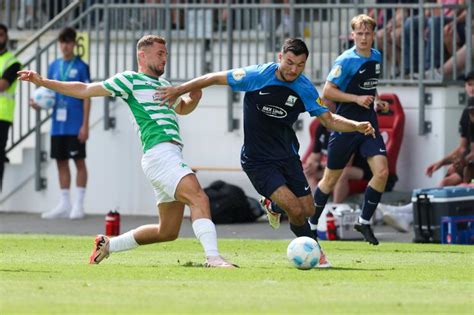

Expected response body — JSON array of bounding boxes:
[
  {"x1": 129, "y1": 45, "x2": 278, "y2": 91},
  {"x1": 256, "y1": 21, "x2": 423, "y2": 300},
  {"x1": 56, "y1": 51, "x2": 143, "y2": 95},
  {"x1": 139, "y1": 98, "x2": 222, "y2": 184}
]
[{"x1": 174, "y1": 173, "x2": 237, "y2": 268}]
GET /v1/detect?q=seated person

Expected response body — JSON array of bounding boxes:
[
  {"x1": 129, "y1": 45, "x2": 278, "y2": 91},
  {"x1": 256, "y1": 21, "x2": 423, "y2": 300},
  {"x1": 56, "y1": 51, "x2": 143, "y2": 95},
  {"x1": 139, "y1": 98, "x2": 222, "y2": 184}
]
[
  {"x1": 426, "y1": 91, "x2": 474, "y2": 186},
  {"x1": 303, "y1": 122, "x2": 372, "y2": 203}
]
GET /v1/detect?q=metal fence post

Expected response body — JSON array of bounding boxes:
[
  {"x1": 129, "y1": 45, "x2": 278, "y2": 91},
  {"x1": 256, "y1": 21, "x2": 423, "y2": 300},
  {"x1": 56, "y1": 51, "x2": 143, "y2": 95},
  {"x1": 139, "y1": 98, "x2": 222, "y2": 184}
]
[
  {"x1": 226, "y1": 0, "x2": 236, "y2": 132},
  {"x1": 103, "y1": 0, "x2": 114, "y2": 130},
  {"x1": 34, "y1": 45, "x2": 46, "y2": 191},
  {"x1": 418, "y1": 0, "x2": 428, "y2": 135}
]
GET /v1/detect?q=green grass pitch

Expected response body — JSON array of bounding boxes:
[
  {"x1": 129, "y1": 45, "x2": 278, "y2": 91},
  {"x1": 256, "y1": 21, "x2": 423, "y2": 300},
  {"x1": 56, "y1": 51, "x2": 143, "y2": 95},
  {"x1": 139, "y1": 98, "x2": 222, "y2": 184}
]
[{"x1": 1, "y1": 234, "x2": 473, "y2": 314}]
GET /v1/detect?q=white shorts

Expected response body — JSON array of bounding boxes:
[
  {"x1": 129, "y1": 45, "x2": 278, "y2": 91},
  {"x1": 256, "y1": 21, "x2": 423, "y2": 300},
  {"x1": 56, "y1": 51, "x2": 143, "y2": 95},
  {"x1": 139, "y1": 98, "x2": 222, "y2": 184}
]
[{"x1": 141, "y1": 142, "x2": 194, "y2": 205}]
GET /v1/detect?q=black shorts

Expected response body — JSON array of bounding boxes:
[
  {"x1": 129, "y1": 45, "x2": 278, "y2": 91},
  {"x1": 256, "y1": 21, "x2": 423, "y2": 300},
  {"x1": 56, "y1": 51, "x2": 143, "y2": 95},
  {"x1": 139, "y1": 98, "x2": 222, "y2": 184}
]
[
  {"x1": 241, "y1": 156, "x2": 311, "y2": 199},
  {"x1": 50, "y1": 135, "x2": 86, "y2": 160},
  {"x1": 327, "y1": 131, "x2": 386, "y2": 170}
]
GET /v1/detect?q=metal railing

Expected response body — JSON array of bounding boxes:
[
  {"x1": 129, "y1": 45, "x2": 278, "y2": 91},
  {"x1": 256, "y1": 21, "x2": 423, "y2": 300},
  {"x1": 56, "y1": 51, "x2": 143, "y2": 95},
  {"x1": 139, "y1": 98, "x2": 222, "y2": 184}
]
[{"x1": 6, "y1": 1, "x2": 473, "y2": 191}]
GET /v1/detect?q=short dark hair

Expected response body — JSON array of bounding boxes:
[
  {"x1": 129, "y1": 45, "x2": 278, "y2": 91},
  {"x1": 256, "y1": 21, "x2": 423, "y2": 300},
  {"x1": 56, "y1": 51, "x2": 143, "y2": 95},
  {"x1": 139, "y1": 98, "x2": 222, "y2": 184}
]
[
  {"x1": 281, "y1": 38, "x2": 309, "y2": 58},
  {"x1": 58, "y1": 27, "x2": 77, "y2": 43},
  {"x1": 464, "y1": 70, "x2": 474, "y2": 82},
  {"x1": 0, "y1": 23, "x2": 7, "y2": 34}
]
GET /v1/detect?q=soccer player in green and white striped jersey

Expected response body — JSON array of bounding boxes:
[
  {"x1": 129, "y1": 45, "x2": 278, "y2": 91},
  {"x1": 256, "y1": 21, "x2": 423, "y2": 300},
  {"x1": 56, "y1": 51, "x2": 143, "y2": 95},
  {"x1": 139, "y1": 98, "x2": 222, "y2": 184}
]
[{"x1": 18, "y1": 35, "x2": 236, "y2": 268}]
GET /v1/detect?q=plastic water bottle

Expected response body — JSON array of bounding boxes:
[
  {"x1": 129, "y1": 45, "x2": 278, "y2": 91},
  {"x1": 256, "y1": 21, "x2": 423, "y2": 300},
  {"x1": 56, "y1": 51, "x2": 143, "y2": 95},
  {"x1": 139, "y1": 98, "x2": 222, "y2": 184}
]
[
  {"x1": 326, "y1": 212, "x2": 338, "y2": 241},
  {"x1": 105, "y1": 210, "x2": 120, "y2": 236}
]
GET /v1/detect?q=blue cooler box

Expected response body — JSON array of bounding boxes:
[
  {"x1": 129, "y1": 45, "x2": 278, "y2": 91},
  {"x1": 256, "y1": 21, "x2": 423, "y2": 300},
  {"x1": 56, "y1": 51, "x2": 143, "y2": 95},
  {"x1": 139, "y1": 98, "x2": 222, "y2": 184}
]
[{"x1": 412, "y1": 186, "x2": 474, "y2": 243}]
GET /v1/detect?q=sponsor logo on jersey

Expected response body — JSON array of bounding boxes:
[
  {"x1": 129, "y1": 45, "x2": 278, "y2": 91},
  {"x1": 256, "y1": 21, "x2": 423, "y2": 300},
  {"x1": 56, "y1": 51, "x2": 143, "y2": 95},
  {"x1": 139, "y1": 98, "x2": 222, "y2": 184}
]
[
  {"x1": 330, "y1": 64, "x2": 342, "y2": 78},
  {"x1": 358, "y1": 78, "x2": 378, "y2": 90},
  {"x1": 375, "y1": 63, "x2": 381, "y2": 74},
  {"x1": 284, "y1": 95, "x2": 298, "y2": 107},
  {"x1": 316, "y1": 97, "x2": 325, "y2": 107},
  {"x1": 232, "y1": 68, "x2": 246, "y2": 81},
  {"x1": 260, "y1": 105, "x2": 287, "y2": 118}
]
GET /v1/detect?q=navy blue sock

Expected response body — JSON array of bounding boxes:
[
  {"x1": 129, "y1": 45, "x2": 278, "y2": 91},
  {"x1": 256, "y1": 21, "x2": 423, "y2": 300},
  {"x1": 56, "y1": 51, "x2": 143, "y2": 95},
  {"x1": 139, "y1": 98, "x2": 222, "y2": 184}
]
[
  {"x1": 361, "y1": 185, "x2": 383, "y2": 221},
  {"x1": 309, "y1": 187, "x2": 330, "y2": 225},
  {"x1": 290, "y1": 221, "x2": 315, "y2": 239},
  {"x1": 270, "y1": 201, "x2": 286, "y2": 214}
]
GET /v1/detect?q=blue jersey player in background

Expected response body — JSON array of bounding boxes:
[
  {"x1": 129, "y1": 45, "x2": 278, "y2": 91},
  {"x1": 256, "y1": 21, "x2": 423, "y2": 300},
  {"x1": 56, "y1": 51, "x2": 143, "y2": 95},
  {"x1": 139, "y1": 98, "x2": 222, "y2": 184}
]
[
  {"x1": 158, "y1": 38, "x2": 375, "y2": 267},
  {"x1": 309, "y1": 15, "x2": 390, "y2": 246}
]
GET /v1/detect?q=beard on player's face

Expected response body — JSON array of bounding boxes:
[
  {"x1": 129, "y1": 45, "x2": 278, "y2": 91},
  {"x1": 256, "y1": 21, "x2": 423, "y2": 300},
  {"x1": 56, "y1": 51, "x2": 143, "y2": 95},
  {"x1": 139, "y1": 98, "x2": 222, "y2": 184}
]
[{"x1": 148, "y1": 64, "x2": 164, "y2": 77}]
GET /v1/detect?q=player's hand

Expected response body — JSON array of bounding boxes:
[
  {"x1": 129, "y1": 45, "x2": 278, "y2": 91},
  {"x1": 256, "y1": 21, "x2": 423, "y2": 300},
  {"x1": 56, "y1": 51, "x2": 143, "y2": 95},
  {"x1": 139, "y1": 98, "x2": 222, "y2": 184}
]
[
  {"x1": 375, "y1": 100, "x2": 390, "y2": 113},
  {"x1": 155, "y1": 85, "x2": 181, "y2": 108},
  {"x1": 425, "y1": 162, "x2": 441, "y2": 177},
  {"x1": 303, "y1": 153, "x2": 320, "y2": 174},
  {"x1": 17, "y1": 70, "x2": 44, "y2": 86},
  {"x1": 78, "y1": 125, "x2": 89, "y2": 143},
  {"x1": 29, "y1": 98, "x2": 40, "y2": 110},
  {"x1": 355, "y1": 95, "x2": 374, "y2": 109},
  {"x1": 356, "y1": 121, "x2": 375, "y2": 138}
]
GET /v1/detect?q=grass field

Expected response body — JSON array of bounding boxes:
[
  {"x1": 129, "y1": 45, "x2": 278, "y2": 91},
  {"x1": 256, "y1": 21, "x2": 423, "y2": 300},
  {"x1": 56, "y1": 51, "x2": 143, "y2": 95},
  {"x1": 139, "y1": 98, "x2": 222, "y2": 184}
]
[{"x1": 1, "y1": 234, "x2": 473, "y2": 314}]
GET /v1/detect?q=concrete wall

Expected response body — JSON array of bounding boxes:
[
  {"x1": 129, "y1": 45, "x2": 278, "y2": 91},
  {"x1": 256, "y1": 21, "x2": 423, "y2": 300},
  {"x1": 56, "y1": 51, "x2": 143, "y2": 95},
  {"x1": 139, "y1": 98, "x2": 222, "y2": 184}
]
[{"x1": 1, "y1": 83, "x2": 467, "y2": 215}]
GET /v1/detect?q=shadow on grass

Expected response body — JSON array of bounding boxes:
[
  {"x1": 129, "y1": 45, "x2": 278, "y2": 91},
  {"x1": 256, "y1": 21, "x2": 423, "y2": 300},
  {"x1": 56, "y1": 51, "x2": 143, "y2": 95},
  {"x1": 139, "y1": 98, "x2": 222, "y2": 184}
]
[
  {"x1": 0, "y1": 268, "x2": 55, "y2": 273},
  {"x1": 320, "y1": 267, "x2": 390, "y2": 271}
]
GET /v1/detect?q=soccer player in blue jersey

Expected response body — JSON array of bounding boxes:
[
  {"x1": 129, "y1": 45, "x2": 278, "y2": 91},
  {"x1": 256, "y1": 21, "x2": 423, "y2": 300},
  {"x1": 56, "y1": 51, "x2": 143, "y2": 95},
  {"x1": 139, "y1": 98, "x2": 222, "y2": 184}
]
[
  {"x1": 309, "y1": 14, "x2": 390, "y2": 245},
  {"x1": 157, "y1": 38, "x2": 375, "y2": 266}
]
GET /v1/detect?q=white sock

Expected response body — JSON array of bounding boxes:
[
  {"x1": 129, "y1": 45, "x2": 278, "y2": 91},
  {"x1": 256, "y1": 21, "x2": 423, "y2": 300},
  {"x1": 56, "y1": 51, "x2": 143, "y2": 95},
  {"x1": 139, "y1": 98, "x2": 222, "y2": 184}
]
[
  {"x1": 192, "y1": 218, "x2": 219, "y2": 257},
  {"x1": 60, "y1": 189, "x2": 71, "y2": 206},
  {"x1": 358, "y1": 217, "x2": 371, "y2": 225},
  {"x1": 75, "y1": 187, "x2": 86, "y2": 208},
  {"x1": 109, "y1": 230, "x2": 139, "y2": 253}
]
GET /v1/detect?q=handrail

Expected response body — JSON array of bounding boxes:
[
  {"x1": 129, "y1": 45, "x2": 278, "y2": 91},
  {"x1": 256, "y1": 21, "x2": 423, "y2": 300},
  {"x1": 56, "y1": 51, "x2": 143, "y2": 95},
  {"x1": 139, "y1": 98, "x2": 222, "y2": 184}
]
[{"x1": 14, "y1": 0, "x2": 83, "y2": 58}]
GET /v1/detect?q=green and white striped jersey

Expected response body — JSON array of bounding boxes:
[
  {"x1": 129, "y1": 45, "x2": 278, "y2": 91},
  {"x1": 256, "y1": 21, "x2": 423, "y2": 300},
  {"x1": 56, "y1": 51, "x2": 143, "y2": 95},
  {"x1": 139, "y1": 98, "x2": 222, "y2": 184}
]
[{"x1": 102, "y1": 71, "x2": 182, "y2": 153}]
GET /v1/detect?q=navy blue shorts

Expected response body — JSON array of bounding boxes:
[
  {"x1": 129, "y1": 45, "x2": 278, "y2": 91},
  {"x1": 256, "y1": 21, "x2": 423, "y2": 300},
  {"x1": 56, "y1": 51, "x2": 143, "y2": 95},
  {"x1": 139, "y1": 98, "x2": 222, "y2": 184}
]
[
  {"x1": 241, "y1": 156, "x2": 311, "y2": 198},
  {"x1": 327, "y1": 131, "x2": 386, "y2": 170}
]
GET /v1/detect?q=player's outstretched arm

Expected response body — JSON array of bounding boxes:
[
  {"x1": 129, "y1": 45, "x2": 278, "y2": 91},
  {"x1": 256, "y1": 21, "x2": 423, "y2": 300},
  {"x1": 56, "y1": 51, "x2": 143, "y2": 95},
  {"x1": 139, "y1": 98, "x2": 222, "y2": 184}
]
[
  {"x1": 319, "y1": 111, "x2": 375, "y2": 138},
  {"x1": 174, "y1": 89, "x2": 202, "y2": 115},
  {"x1": 322, "y1": 81, "x2": 374, "y2": 109},
  {"x1": 17, "y1": 70, "x2": 111, "y2": 99},
  {"x1": 156, "y1": 71, "x2": 228, "y2": 105}
]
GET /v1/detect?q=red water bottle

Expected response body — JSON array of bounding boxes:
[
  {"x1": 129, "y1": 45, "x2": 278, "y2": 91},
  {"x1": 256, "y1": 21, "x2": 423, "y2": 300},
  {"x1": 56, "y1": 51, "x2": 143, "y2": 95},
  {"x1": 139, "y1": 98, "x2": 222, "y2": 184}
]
[
  {"x1": 326, "y1": 212, "x2": 338, "y2": 240},
  {"x1": 105, "y1": 210, "x2": 120, "y2": 236}
]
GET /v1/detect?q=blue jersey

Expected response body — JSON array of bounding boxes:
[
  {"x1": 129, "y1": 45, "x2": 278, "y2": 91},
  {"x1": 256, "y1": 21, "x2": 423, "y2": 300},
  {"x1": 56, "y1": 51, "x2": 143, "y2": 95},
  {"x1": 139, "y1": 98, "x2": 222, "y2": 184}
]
[
  {"x1": 227, "y1": 62, "x2": 328, "y2": 162},
  {"x1": 48, "y1": 56, "x2": 90, "y2": 136},
  {"x1": 327, "y1": 47, "x2": 382, "y2": 127}
]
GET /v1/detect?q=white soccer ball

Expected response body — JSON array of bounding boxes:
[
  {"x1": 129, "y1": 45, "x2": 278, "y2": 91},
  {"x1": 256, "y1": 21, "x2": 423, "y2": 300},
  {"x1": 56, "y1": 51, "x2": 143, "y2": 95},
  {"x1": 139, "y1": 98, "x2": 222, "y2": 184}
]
[
  {"x1": 287, "y1": 236, "x2": 321, "y2": 270},
  {"x1": 32, "y1": 87, "x2": 55, "y2": 109}
]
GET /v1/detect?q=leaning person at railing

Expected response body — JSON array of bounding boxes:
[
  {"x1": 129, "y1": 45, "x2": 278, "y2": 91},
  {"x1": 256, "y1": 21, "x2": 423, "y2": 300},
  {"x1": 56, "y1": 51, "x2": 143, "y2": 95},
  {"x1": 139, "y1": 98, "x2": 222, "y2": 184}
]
[
  {"x1": 0, "y1": 24, "x2": 21, "y2": 193},
  {"x1": 156, "y1": 38, "x2": 377, "y2": 268},
  {"x1": 30, "y1": 27, "x2": 91, "y2": 220},
  {"x1": 18, "y1": 34, "x2": 237, "y2": 268},
  {"x1": 372, "y1": 0, "x2": 418, "y2": 77},
  {"x1": 403, "y1": 0, "x2": 465, "y2": 76},
  {"x1": 429, "y1": 21, "x2": 474, "y2": 80}
]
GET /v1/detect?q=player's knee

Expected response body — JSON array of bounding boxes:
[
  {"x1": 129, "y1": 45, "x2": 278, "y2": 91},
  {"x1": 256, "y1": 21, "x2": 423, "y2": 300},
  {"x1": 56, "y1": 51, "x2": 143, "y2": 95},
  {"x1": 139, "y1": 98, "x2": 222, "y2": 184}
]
[
  {"x1": 286, "y1": 206, "x2": 304, "y2": 219},
  {"x1": 374, "y1": 167, "x2": 389, "y2": 182},
  {"x1": 161, "y1": 231, "x2": 179, "y2": 242}
]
